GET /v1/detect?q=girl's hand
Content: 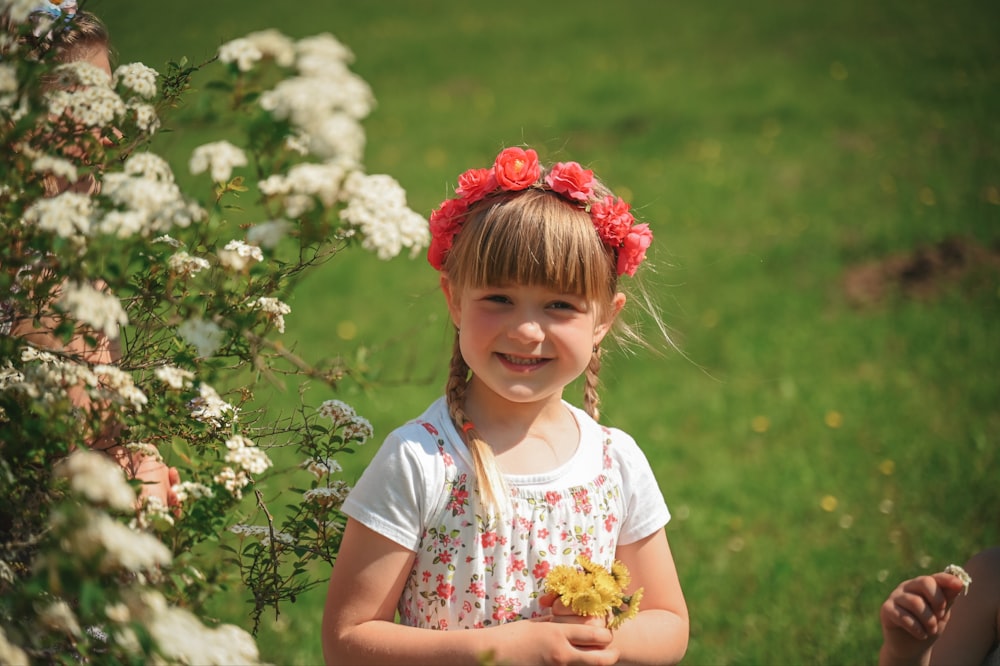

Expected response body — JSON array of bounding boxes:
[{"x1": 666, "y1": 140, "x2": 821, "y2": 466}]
[
  {"x1": 134, "y1": 457, "x2": 182, "y2": 515},
  {"x1": 879, "y1": 572, "x2": 967, "y2": 664},
  {"x1": 510, "y1": 614, "x2": 618, "y2": 666},
  {"x1": 538, "y1": 591, "x2": 608, "y2": 629}
]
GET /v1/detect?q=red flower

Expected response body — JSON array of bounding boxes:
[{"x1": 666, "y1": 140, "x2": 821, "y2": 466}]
[
  {"x1": 427, "y1": 197, "x2": 469, "y2": 270},
  {"x1": 481, "y1": 531, "x2": 498, "y2": 548},
  {"x1": 456, "y1": 167, "x2": 497, "y2": 202},
  {"x1": 436, "y1": 582, "x2": 456, "y2": 601},
  {"x1": 590, "y1": 195, "x2": 634, "y2": 247},
  {"x1": 545, "y1": 161, "x2": 594, "y2": 202},
  {"x1": 617, "y1": 223, "x2": 653, "y2": 277},
  {"x1": 532, "y1": 560, "x2": 551, "y2": 580},
  {"x1": 493, "y1": 147, "x2": 540, "y2": 190}
]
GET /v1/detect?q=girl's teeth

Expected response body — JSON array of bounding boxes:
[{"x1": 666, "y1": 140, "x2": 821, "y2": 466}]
[{"x1": 503, "y1": 355, "x2": 539, "y2": 365}]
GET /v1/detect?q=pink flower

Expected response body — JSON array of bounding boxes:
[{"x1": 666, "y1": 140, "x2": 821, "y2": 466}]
[
  {"x1": 617, "y1": 222, "x2": 653, "y2": 277},
  {"x1": 590, "y1": 195, "x2": 634, "y2": 247},
  {"x1": 544, "y1": 491, "x2": 561, "y2": 505},
  {"x1": 545, "y1": 161, "x2": 594, "y2": 201},
  {"x1": 604, "y1": 514, "x2": 619, "y2": 532},
  {"x1": 456, "y1": 167, "x2": 497, "y2": 201},
  {"x1": 493, "y1": 147, "x2": 540, "y2": 190}
]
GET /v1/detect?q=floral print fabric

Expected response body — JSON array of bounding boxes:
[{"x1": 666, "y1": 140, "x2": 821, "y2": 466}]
[{"x1": 341, "y1": 397, "x2": 670, "y2": 631}]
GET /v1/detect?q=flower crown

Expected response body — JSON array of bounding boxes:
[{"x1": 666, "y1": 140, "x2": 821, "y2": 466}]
[{"x1": 427, "y1": 147, "x2": 652, "y2": 277}]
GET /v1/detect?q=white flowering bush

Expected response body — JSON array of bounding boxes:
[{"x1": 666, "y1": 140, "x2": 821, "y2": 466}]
[{"x1": 1, "y1": 11, "x2": 426, "y2": 664}]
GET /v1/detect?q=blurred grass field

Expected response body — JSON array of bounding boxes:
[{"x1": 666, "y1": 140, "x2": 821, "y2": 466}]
[{"x1": 106, "y1": 0, "x2": 999, "y2": 663}]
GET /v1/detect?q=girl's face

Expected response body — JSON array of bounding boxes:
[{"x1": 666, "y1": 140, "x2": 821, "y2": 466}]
[{"x1": 442, "y1": 277, "x2": 624, "y2": 411}]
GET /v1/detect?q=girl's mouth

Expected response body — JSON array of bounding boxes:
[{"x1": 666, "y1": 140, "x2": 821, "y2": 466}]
[{"x1": 497, "y1": 353, "x2": 548, "y2": 368}]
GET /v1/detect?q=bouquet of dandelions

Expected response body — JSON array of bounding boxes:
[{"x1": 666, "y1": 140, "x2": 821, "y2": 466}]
[{"x1": 544, "y1": 555, "x2": 643, "y2": 630}]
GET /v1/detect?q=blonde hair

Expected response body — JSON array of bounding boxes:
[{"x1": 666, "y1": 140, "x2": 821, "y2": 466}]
[{"x1": 442, "y1": 184, "x2": 626, "y2": 515}]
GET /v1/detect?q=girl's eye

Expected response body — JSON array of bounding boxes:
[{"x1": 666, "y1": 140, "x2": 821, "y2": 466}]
[
  {"x1": 484, "y1": 294, "x2": 511, "y2": 304},
  {"x1": 549, "y1": 300, "x2": 579, "y2": 311}
]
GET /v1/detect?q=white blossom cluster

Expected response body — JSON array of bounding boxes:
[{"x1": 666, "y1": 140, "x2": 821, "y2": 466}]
[
  {"x1": 212, "y1": 466, "x2": 250, "y2": 501},
  {"x1": 316, "y1": 398, "x2": 373, "y2": 443},
  {"x1": 303, "y1": 482, "x2": 351, "y2": 508},
  {"x1": 249, "y1": 296, "x2": 291, "y2": 333},
  {"x1": 217, "y1": 239, "x2": 262, "y2": 271},
  {"x1": 53, "y1": 450, "x2": 136, "y2": 513},
  {"x1": 229, "y1": 524, "x2": 294, "y2": 546},
  {"x1": 100, "y1": 153, "x2": 205, "y2": 237},
  {"x1": 224, "y1": 434, "x2": 272, "y2": 475},
  {"x1": 23, "y1": 190, "x2": 94, "y2": 239},
  {"x1": 54, "y1": 506, "x2": 172, "y2": 574},
  {"x1": 0, "y1": 62, "x2": 18, "y2": 111},
  {"x1": 339, "y1": 172, "x2": 430, "y2": 260},
  {"x1": 188, "y1": 140, "x2": 248, "y2": 183},
  {"x1": 113, "y1": 63, "x2": 158, "y2": 100},
  {"x1": 154, "y1": 364, "x2": 195, "y2": 390},
  {"x1": 46, "y1": 81, "x2": 125, "y2": 129},
  {"x1": 258, "y1": 159, "x2": 351, "y2": 218},
  {"x1": 56, "y1": 280, "x2": 128, "y2": 339},
  {"x1": 38, "y1": 600, "x2": 81, "y2": 638},
  {"x1": 0, "y1": 0, "x2": 39, "y2": 22},
  {"x1": 32, "y1": 155, "x2": 78, "y2": 183},
  {"x1": 51, "y1": 60, "x2": 112, "y2": 90},
  {"x1": 4, "y1": 346, "x2": 96, "y2": 405},
  {"x1": 317, "y1": 398, "x2": 357, "y2": 426},
  {"x1": 177, "y1": 318, "x2": 225, "y2": 358},
  {"x1": 301, "y1": 456, "x2": 342, "y2": 479},
  {"x1": 132, "y1": 494, "x2": 174, "y2": 530},
  {"x1": 188, "y1": 382, "x2": 237, "y2": 428},
  {"x1": 93, "y1": 364, "x2": 148, "y2": 412},
  {"x1": 167, "y1": 250, "x2": 210, "y2": 277},
  {"x1": 118, "y1": 589, "x2": 262, "y2": 665},
  {"x1": 171, "y1": 481, "x2": 214, "y2": 504},
  {"x1": 255, "y1": 34, "x2": 372, "y2": 162}
]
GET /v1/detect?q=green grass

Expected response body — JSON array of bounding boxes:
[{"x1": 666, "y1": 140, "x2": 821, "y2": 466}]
[{"x1": 104, "y1": 0, "x2": 1000, "y2": 663}]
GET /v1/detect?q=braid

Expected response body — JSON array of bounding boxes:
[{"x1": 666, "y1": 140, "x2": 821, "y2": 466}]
[
  {"x1": 444, "y1": 332, "x2": 508, "y2": 517},
  {"x1": 582, "y1": 346, "x2": 603, "y2": 422}
]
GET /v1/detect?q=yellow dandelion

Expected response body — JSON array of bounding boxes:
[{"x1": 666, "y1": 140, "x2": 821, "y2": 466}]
[
  {"x1": 568, "y1": 587, "x2": 608, "y2": 618},
  {"x1": 820, "y1": 495, "x2": 838, "y2": 512},
  {"x1": 609, "y1": 560, "x2": 631, "y2": 590},
  {"x1": 609, "y1": 588, "x2": 644, "y2": 630},
  {"x1": 824, "y1": 410, "x2": 843, "y2": 428},
  {"x1": 878, "y1": 459, "x2": 895, "y2": 476},
  {"x1": 543, "y1": 556, "x2": 643, "y2": 628}
]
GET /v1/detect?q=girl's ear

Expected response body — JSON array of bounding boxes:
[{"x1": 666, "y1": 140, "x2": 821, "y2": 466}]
[
  {"x1": 440, "y1": 274, "x2": 462, "y2": 328},
  {"x1": 594, "y1": 292, "x2": 627, "y2": 345}
]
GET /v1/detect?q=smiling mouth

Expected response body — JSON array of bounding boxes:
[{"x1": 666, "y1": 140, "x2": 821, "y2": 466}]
[{"x1": 497, "y1": 353, "x2": 548, "y2": 367}]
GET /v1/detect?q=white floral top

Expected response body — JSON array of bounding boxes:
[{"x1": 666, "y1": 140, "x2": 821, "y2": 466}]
[{"x1": 342, "y1": 397, "x2": 671, "y2": 630}]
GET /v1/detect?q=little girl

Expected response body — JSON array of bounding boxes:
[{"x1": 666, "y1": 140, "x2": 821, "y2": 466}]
[{"x1": 322, "y1": 147, "x2": 688, "y2": 665}]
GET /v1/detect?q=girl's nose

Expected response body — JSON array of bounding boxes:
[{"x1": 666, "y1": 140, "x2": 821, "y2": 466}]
[{"x1": 509, "y1": 318, "x2": 544, "y2": 343}]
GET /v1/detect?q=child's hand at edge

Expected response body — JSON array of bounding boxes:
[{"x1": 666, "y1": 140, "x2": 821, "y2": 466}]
[{"x1": 879, "y1": 571, "x2": 967, "y2": 665}]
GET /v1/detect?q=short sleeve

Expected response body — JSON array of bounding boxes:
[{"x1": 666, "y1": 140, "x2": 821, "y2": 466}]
[
  {"x1": 611, "y1": 428, "x2": 672, "y2": 545},
  {"x1": 340, "y1": 424, "x2": 446, "y2": 552}
]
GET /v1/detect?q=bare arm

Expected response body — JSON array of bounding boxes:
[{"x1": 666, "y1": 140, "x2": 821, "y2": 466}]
[
  {"x1": 322, "y1": 518, "x2": 620, "y2": 666},
  {"x1": 606, "y1": 529, "x2": 689, "y2": 665},
  {"x1": 11, "y1": 282, "x2": 179, "y2": 509}
]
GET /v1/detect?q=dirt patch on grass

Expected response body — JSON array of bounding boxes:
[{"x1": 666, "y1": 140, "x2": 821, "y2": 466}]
[{"x1": 842, "y1": 236, "x2": 1000, "y2": 307}]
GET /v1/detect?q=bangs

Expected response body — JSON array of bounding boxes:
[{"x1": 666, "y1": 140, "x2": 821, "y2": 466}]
[{"x1": 446, "y1": 189, "x2": 616, "y2": 302}]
